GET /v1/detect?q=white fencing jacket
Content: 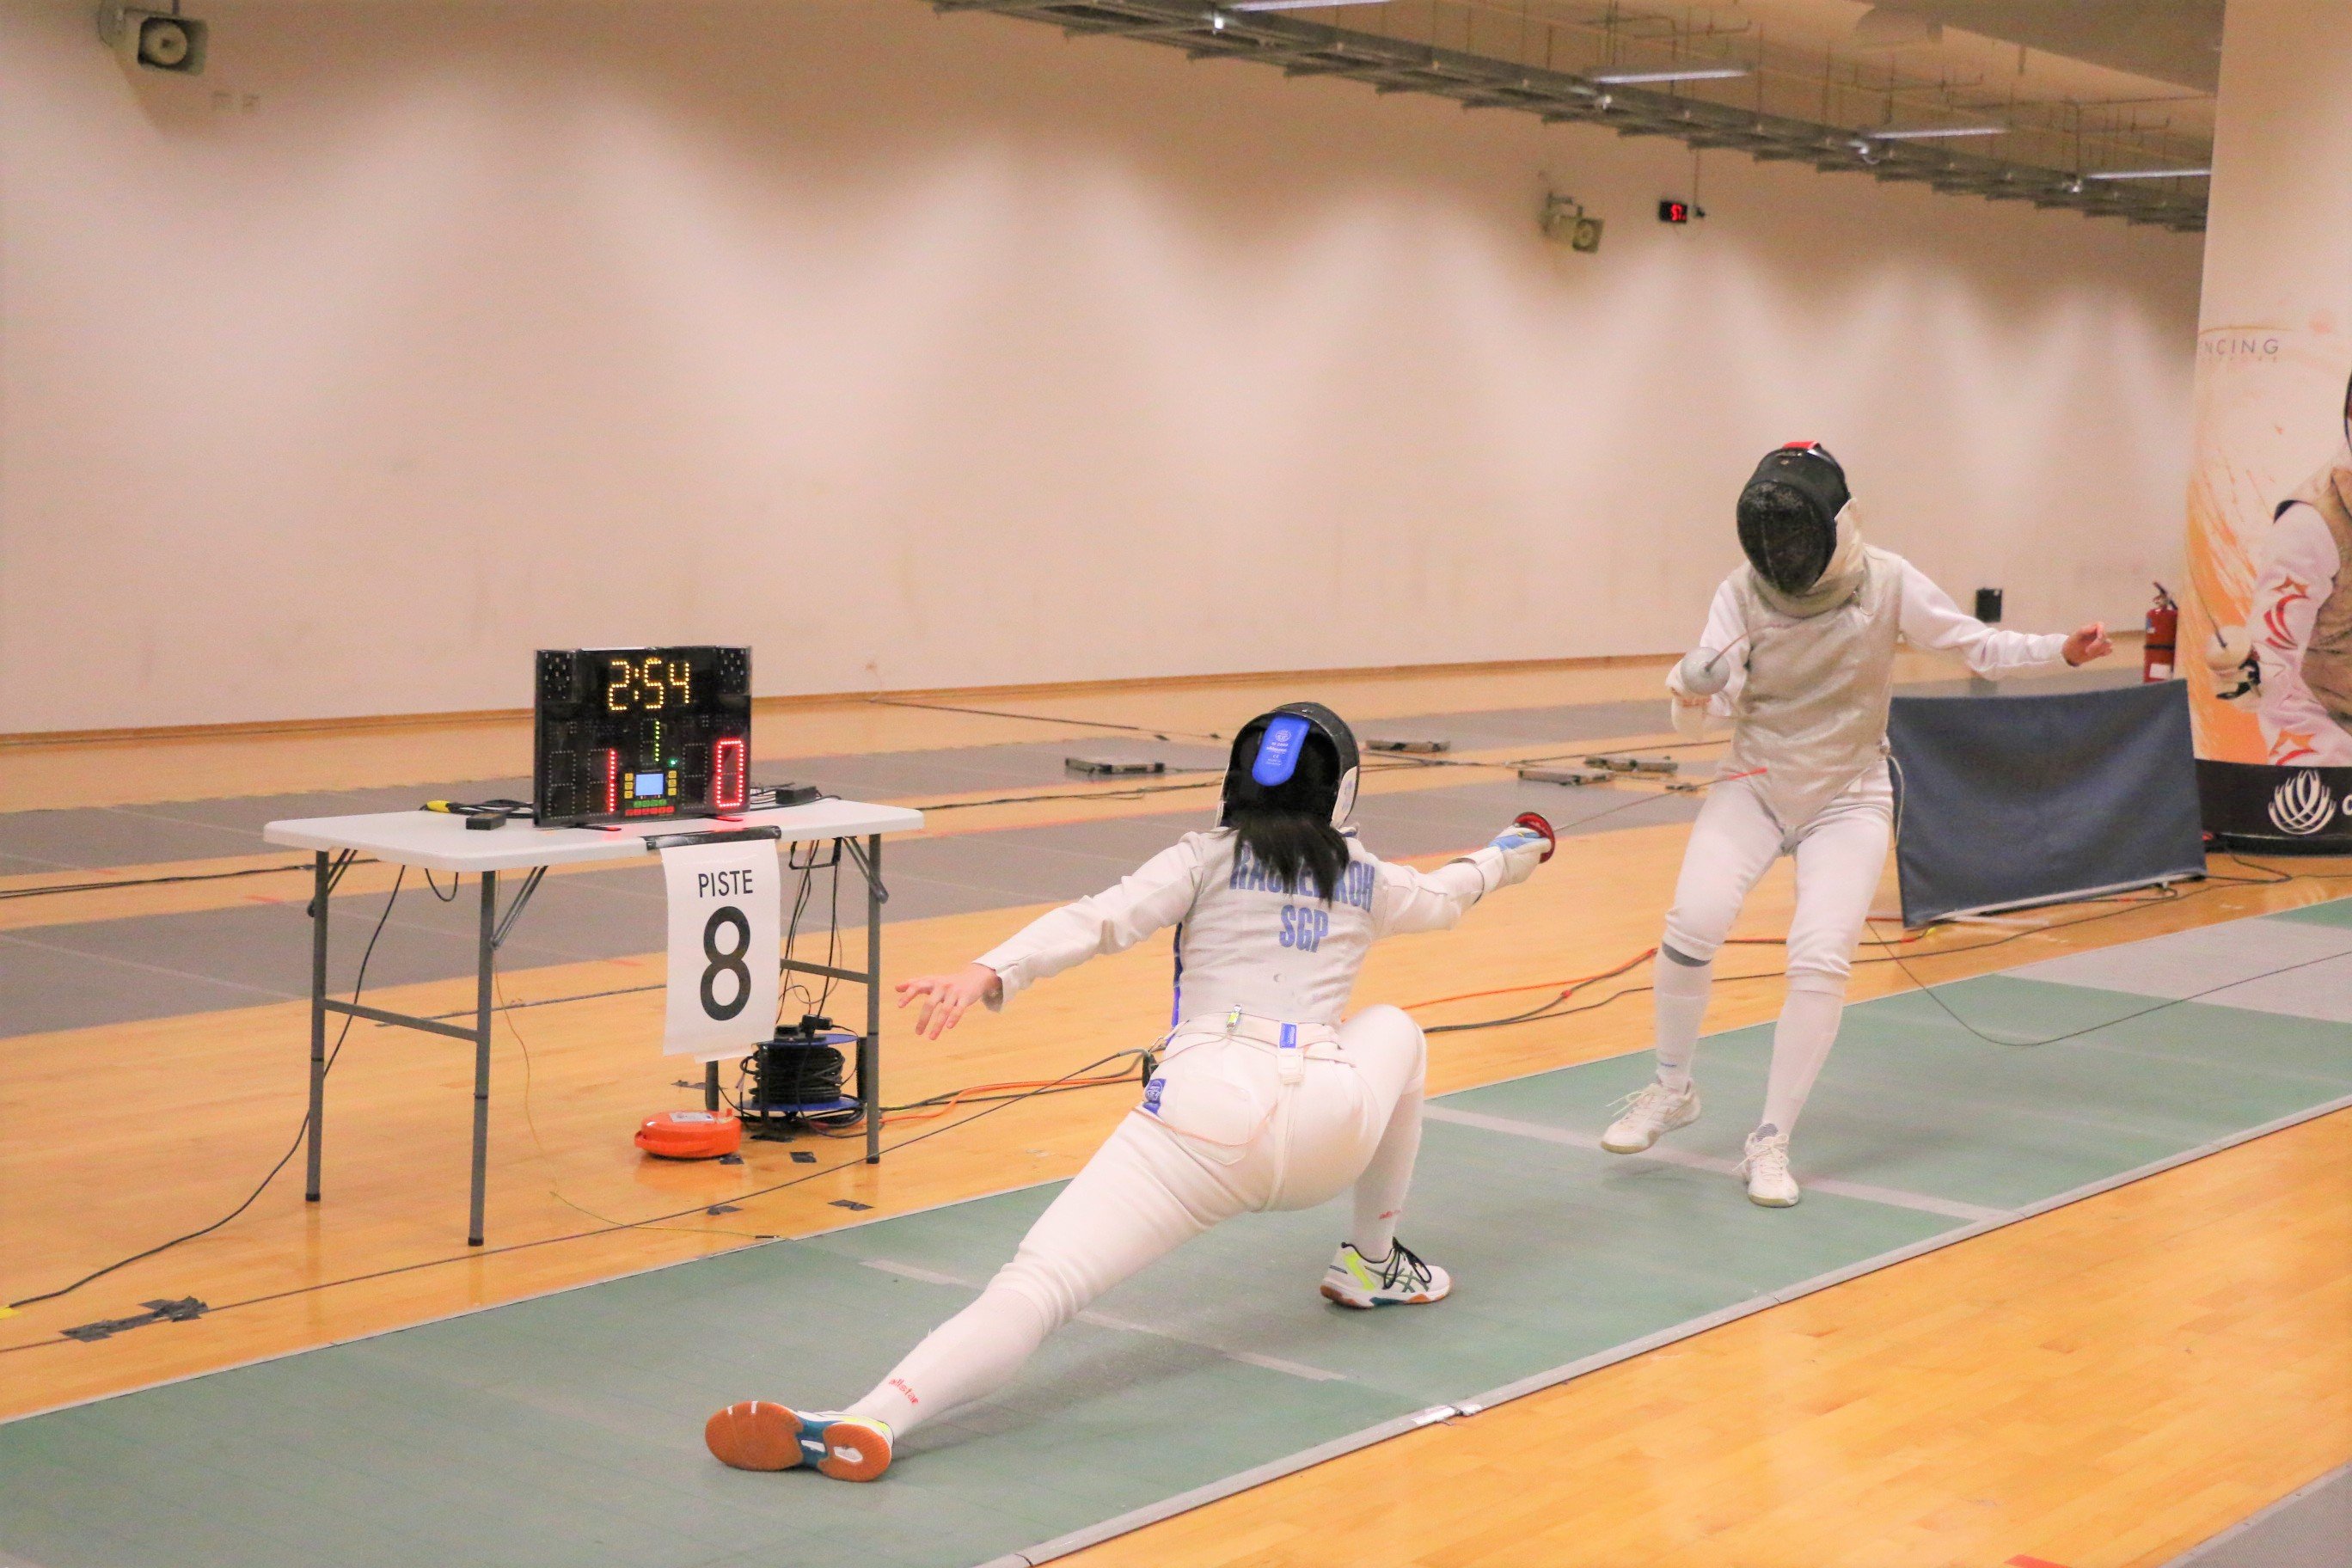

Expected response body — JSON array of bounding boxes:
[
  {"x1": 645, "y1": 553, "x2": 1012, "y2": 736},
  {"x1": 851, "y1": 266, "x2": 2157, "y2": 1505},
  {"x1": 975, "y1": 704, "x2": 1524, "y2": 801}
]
[
  {"x1": 977, "y1": 829, "x2": 1532, "y2": 1029},
  {"x1": 1669, "y1": 552, "x2": 2067, "y2": 829}
]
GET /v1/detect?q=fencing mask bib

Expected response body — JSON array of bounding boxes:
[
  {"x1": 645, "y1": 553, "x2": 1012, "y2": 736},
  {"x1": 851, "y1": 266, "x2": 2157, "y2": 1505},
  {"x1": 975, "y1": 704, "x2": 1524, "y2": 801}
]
[
  {"x1": 1221, "y1": 702, "x2": 1360, "y2": 828},
  {"x1": 1736, "y1": 442, "x2": 1853, "y2": 597}
]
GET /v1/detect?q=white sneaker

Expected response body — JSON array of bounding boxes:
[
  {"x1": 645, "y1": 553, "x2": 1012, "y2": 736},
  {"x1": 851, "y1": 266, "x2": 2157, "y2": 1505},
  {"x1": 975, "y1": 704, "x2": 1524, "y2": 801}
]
[
  {"x1": 1601, "y1": 1080, "x2": 1700, "y2": 1153},
  {"x1": 1740, "y1": 1129, "x2": 1800, "y2": 1208},
  {"x1": 1322, "y1": 1240, "x2": 1451, "y2": 1308}
]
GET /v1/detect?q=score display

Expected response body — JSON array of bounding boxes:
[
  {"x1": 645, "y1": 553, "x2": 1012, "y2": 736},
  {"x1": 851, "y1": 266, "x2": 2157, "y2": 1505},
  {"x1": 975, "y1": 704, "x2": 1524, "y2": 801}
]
[{"x1": 533, "y1": 647, "x2": 752, "y2": 827}]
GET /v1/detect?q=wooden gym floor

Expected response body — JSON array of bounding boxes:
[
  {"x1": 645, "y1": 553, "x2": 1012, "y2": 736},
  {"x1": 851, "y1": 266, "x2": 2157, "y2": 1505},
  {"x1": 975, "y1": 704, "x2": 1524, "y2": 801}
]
[{"x1": 1, "y1": 655, "x2": 2345, "y2": 1567}]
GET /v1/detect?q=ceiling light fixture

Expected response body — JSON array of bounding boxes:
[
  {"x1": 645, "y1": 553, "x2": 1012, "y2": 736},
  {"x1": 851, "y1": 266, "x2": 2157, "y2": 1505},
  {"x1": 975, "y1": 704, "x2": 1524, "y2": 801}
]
[
  {"x1": 1864, "y1": 126, "x2": 2006, "y2": 140},
  {"x1": 1228, "y1": 0, "x2": 1389, "y2": 9},
  {"x1": 2080, "y1": 167, "x2": 2213, "y2": 181},
  {"x1": 1589, "y1": 67, "x2": 1749, "y2": 85}
]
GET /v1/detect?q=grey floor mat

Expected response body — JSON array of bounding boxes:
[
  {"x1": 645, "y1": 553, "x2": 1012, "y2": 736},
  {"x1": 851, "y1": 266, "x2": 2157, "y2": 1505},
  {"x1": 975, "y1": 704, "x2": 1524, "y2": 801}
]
[
  {"x1": 0, "y1": 702, "x2": 1703, "y2": 1039},
  {"x1": 1356, "y1": 775, "x2": 1700, "y2": 842},
  {"x1": 0, "y1": 778, "x2": 1695, "y2": 1040},
  {"x1": 1362, "y1": 698, "x2": 1667, "y2": 751},
  {"x1": 2166, "y1": 1464, "x2": 2351, "y2": 1567},
  {"x1": 0, "y1": 929, "x2": 303, "y2": 1032},
  {"x1": 2009, "y1": 917, "x2": 2352, "y2": 1025},
  {"x1": 5, "y1": 929, "x2": 2347, "y2": 1568},
  {"x1": 0, "y1": 701, "x2": 1661, "y2": 879}
]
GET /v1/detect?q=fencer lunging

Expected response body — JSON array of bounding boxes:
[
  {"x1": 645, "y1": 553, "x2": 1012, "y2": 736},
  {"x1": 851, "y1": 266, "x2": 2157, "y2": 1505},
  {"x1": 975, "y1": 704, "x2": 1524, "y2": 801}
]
[
  {"x1": 705, "y1": 702, "x2": 1550, "y2": 1481},
  {"x1": 1602, "y1": 442, "x2": 2113, "y2": 1206}
]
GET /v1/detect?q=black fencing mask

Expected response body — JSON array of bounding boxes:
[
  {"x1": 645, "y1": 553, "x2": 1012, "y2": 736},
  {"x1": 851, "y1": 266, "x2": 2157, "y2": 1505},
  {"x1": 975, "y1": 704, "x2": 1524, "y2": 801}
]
[
  {"x1": 1220, "y1": 701, "x2": 1361, "y2": 829},
  {"x1": 1736, "y1": 442, "x2": 1852, "y2": 596}
]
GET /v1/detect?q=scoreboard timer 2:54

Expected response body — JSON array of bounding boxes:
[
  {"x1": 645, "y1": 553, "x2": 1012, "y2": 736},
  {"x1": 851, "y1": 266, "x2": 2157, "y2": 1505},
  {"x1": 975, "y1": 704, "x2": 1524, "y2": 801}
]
[{"x1": 533, "y1": 646, "x2": 751, "y2": 828}]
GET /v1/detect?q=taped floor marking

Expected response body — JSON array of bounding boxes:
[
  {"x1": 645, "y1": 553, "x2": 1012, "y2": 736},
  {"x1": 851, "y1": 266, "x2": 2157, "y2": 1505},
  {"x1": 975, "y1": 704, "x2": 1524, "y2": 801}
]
[{"x1": 1421, "y1": 1104, "x2": 2012, "y2": 1222}]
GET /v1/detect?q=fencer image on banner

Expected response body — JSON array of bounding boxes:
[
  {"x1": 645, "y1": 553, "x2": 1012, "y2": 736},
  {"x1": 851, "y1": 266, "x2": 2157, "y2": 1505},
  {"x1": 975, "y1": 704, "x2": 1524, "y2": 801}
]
[{"x1": 2185, "y1": 354, "x2": 2352, "y2": 846}]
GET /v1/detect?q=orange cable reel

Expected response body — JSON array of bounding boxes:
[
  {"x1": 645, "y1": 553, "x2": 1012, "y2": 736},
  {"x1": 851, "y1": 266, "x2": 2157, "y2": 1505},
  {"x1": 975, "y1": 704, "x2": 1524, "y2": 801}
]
[{"x1": 635, "y1": 1106, "x2": 744, "y2": 1161}]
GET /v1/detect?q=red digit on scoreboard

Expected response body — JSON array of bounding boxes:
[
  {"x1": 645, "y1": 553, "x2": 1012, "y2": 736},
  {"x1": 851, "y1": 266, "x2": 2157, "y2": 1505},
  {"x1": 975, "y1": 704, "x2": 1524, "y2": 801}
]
[{"x1": 713, "y1": 736, "x2": 746, "y2": 811}]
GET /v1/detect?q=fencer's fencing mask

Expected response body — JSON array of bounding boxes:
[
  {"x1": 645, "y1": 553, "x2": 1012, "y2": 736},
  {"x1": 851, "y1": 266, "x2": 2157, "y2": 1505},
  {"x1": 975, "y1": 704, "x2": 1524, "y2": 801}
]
[
  {"x1": 1736, "y1": 442, "x2": 1853, "y2": 596},
  {"x1": 1221, "y1": 702, "x2": 1361, "y2": 829}
]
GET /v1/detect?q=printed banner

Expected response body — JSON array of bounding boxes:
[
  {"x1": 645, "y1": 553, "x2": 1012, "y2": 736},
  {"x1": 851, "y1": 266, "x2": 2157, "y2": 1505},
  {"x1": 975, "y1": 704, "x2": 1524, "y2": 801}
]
[
  {"x1": 660, "y1": 838, "x2": 781, "y2": 1057},
  {"x1": 2184, "y1": 334, "x2": 2352, "y2": 845}
]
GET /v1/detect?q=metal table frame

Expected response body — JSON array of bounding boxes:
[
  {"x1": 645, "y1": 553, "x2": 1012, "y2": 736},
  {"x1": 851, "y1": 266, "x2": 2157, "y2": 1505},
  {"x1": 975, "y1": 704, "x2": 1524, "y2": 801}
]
[{"x1": 297, "y1": 828, "x2": 890, "y2": 1247}]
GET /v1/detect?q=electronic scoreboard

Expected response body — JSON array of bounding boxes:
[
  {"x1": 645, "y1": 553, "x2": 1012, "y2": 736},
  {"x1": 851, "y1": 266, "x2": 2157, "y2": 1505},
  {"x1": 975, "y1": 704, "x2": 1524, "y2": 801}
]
[{"x1": 533, "y1": 646, "x2": 752, "y2": 828}]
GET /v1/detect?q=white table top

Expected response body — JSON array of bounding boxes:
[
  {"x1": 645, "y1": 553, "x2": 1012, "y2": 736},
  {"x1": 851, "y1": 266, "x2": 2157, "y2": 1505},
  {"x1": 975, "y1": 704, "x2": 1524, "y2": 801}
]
[{"x1": 263, "y1": 797, "x2": 925, "y2": 873}]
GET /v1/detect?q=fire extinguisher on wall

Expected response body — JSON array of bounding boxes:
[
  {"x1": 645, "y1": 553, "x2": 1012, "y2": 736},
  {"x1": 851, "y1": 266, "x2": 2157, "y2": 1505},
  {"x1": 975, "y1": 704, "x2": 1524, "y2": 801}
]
[{"x1": 2145, "y1": 584, "x2": 2178, "y2": 682}]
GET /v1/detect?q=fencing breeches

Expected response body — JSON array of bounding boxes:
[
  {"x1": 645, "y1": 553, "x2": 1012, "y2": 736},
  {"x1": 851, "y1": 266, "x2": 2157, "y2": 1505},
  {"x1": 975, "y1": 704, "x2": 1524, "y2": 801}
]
[
  {"x1": 1650, "y1": 769, "x2": 1891, "y2": 1131},
  {"x1": 847, "y1": 1005, "x2": 1427, "y2": 1436}
]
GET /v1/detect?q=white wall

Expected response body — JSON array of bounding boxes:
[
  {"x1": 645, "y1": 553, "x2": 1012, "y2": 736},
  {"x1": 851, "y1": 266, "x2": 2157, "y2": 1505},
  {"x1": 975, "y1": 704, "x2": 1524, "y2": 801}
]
[{"x1": 0, "y1": 0, "x2": 2202, "y2": 732}]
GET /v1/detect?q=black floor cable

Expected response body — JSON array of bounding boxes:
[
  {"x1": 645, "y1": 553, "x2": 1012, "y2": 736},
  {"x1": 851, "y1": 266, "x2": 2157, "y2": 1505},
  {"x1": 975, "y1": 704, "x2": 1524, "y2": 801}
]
[
  {"x1": 1844, "y1": 754, "x2": 2352, "y2": 1050},
  {"x1": 1423, "y1": 873, "x2": 2278, "y2": 1038},
  {"x1": 1860, "y1": 875, "x2": 2352, "y2": 1050},
  {"x1": 1866, "y1": 929, "x2": 2352, "y2": 1049},
  {"x1": 0, "y1": 860, "x2": 346, "y2": 902},
  {"x1": 4, "y1": 868, "x2": 410, "y2": 1313},
  {"x1": 420, "y1": 980, "x2": 665, "y2": 1021},
  {"x1": 905, "y1": 776, "x2": 1224, "y2": 813},
  {"x1": 867, "y1": 695, "x2": 1225, "y2": 744}
]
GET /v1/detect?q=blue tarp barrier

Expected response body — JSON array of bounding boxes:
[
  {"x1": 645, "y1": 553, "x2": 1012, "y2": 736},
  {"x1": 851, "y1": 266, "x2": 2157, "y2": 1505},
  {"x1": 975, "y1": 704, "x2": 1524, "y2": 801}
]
[{"x1": 1889, "y1": 681, "x2": 2206, "y2": 926}]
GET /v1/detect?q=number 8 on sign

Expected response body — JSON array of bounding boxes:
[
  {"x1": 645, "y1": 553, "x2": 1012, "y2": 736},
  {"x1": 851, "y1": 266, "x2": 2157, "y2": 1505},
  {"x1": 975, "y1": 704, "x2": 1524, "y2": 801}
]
[
  {"x1": 660, "y1": 839, "x2": 781, "y2": 1057},
  {"x1": 701, "y1": 906, "x2": 753, "y2": 1020}
]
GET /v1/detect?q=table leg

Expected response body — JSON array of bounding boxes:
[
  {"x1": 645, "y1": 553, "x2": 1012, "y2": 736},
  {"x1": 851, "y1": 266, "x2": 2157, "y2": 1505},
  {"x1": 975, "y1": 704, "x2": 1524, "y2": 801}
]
[
  {"x1": 469, "y1": 868, "x2": 497, "y2": 1246},
  {"x1": 865, "y1": 833, "x2": 882, "y2": 1166},
  {"x1": 305, "y1": 850, "x2": 329, "y2": 1203}
]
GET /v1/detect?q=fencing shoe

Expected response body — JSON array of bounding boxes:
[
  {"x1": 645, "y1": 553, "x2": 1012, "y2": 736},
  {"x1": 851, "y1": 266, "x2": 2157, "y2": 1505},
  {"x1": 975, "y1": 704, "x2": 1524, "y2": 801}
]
[
  {"x1": 1322, "y1": 1240, "x2": 1451, "y2": 1308},
  {"x1": 1739, "y1": 1128, "x2": 1800, "y2": 1208},
  {"x1": 1602, "y1": 1080, "x2": 1700, "y2": 1153},
  {"x1": 704, "y1": 1402, "x2": 893, "y2": 1481}
]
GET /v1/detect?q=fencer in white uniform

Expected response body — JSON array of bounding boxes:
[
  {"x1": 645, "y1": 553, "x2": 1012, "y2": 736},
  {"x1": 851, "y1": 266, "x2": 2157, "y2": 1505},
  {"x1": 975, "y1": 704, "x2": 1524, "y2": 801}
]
[
  {"x1": 1602, "y1": 443, "x2": 2112, "y2": 1205},
  {"x1": 706, "y1": 702, "x2": 1551, "y2": 1481}
]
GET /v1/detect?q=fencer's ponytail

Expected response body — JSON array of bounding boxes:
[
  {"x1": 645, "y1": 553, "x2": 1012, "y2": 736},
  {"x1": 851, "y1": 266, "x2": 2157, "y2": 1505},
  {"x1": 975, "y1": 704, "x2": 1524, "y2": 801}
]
[{"x1": 1221, "y1": 732, "x2": 1351, "y2": 903}]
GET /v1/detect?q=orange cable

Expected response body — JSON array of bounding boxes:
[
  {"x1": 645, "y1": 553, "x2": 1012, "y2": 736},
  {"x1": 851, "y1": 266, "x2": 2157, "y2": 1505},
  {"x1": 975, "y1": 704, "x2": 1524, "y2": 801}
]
[
  {"x1": 875, "y1": 1068, "x2": 1144, "y2": 1126},
  {"x1": 1400, "y1": 946, "x2": 1657, "y2": 1013},
  {"x1": 1398, "y1": 923, "x2": 1946, "y2": 1018}
]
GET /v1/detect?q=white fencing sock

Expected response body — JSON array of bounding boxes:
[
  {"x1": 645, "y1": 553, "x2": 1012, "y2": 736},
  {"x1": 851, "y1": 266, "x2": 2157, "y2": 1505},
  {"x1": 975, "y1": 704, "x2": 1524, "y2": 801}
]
[
  {"x1": 1351, "y1": 1081, "x2": 1424, "y2": 1262},
  {"x1": 847, "y1": 1287, "x2": 1053, "y2": 1438},
  {"x1": 1759, "y1": 982, "x2": 1846, "y2": 1138},
  {"x1": 1652, "y1": 948, "x2": 1712, "y2": 1093}
]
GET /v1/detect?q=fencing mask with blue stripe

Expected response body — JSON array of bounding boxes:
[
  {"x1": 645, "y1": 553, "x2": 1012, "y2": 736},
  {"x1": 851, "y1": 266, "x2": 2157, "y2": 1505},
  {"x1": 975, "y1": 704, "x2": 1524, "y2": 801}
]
[{"x1": 1221, "y1": 702, "x2": 1360, "y2": 829}]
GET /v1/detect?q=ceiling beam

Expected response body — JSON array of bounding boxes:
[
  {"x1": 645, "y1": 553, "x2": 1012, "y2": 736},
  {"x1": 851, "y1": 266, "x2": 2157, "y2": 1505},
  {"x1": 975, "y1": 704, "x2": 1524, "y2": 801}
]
[{"x1": 934, "y1": 0, "x2": 2206, "y2": 232}]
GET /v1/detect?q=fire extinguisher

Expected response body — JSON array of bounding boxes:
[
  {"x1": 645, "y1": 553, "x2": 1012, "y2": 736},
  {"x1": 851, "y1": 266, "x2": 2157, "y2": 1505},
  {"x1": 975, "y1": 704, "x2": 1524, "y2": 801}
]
[{"x1": 2145, "y1": 583, "x2": 2178, "y2": 682}]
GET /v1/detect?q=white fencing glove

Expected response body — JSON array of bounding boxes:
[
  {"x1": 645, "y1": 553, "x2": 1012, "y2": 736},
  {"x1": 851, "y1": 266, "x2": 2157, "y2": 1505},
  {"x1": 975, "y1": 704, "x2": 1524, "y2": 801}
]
[
  {"x1": 1485, "y1": 818, "x2": 1551, "y2": 887},
  {"x1": 1667, "y1": 647, "x2": 1730, "y2": 738},
  {"x1": 1675, "y1": 647, "x2": 1732, "y2": 697}
]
